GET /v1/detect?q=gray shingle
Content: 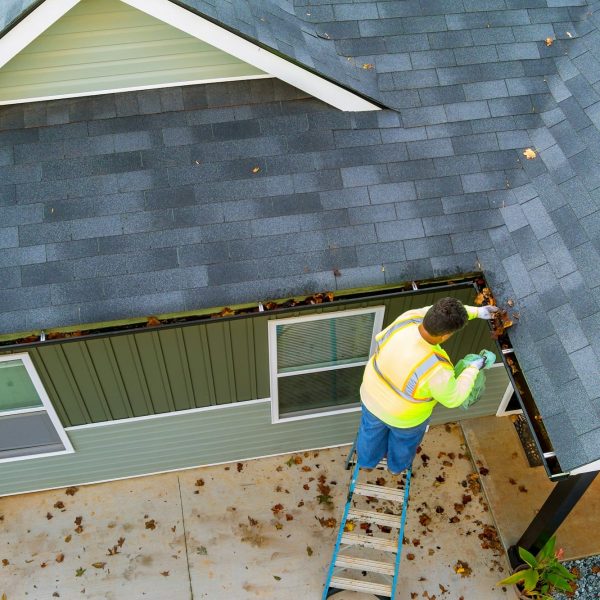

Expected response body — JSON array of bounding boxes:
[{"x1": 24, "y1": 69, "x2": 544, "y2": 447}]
[
  {"x1": 570, "y1": 345, "x2": 600, "y2": 399},
  {"x1": 502, "y1": 253, "x2": 536, "y2": 298},
  {"x1": 548, "y1": 303, "x2": 589, "y2": 354},
  {"x1": 375, "y1": 219, "x2": 425, "y2": 241},
  {"x1": 404, "y1": 235, "x2": 452, "y2": 260},
  {"x1": 529, "y1": 262, "x2": 569, "y2": 310}
]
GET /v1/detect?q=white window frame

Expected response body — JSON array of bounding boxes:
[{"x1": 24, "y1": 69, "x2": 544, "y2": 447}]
[
  {"x1": 0, "y1": 352, "x2": 74, "y2": 463},
  {"x1": 0, "y1": 0, "x2": 380, "y2": 111},
  {"x1": 268, "y1": 306, "x2": 385, "y2": 424}
]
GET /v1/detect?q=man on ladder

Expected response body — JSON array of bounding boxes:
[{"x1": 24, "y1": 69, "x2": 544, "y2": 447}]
[
  {"x1": 358, "y1": 296, "x2": 498, "y2": 475},
  {"x1": 322, "y1": 297, "x2": 498, "y2": 599}
]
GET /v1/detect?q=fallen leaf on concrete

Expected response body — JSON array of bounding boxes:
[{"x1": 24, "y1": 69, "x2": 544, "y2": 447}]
[
  {"x1": 195, "y1": 479, "x2": 204, "y2": 487},
  {"x1": 40, "y1": 562, "x2": 48, "y2": 568},
  {"x1": 65, "y1": 487, "x2": 79, "y2": 496},
  {"x1": 306, "y1": 546, "x2": 313, "y2": 557},
  {"x1": 317, "y1": 516, "x2": 337, "y2": 528},
  {"x1": 285, "y1": 514, "x2": 294, "y2": 521},
  {"x1": 303, "y1": 484, "x2": 310, "y2": 490},
  {"x1": 56, "y1": 554, "x2": 64, "y2": 563},
  {"x1": 54, "y1": 501, "x2": 65, "y2": 509},
  {"x1": 406, "y1": 553, "x2": 415, "y2": 560},
  {"x1": 274, "y1": 522, "x2": 283, "y2": 530},
  {"x1": 419, "y1": 514, "x2": 431, "y2": 527},
  {"x1": 46, "y1": 513, "x2": 53, "y2": 520},
  {"x1": 518, "y1": 485, "x2": 528, "y2": 493},
  {"x1": 64, "y1": 535, "x2": 72, "y2": 543},
  {"x1": 271, "y1": 504, "x2": 284, "y2": 516},
  {"x1": 454, "y1": 560, "x2": 472, "y2": 577},
  {"x1": 449, "y1": 516, "x2": 460, "y2": 523},
  {"x1": 107, "y1": 546, "x2": 120, "y2": 556},
  {"x1": 273, "y1": 575, "x2": 281, "y2": 581},
  {"x1": 145, "y1": 519, "x2": 157, "y2": 530},
  {"x1": 75, "y1": 567, "x2": 86, "y2": 577},
  {"x1": 344, "y1": 521, "x2": 355, "y2": 532},
  {"x1": 2, "y1": 559, "x2": 9, "y2": 566},
  {"x1": 523, "y1": 148, "x2": 537, "y2": 159},
  {"x1": 160, "y1": 571, "x2": 169, "y2": 577},
  {"x1": 435, "y1": 506, "x2": 445, "y2": 513},
  {"x1": 117, "y1": 537, "x2": 125, "y2": 547},
  {"x1": 92, "y1": 562, "x2": 106, "y2": 569},
  {"x1": 237, "y1": 462, "x2": 244, "y2": 472},
  {"x1": 479, "y1": 467, "x2": 489, "y2": 476}
]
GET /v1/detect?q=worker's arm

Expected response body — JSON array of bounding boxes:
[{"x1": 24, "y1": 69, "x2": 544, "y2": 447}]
[{"x1": 423, "y1": 364, "x2": 480, "y2": 409}]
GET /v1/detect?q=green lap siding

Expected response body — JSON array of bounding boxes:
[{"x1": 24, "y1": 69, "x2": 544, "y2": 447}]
[
  {"x1": 0, "y1": 366, "x2": 508, "y2": 496},
  {"x1": 0, "y1": 0, "x2": 266, "y2": 105}
]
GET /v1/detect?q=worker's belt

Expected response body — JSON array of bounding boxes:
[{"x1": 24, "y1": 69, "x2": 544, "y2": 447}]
[{"x1": 372, "y1": 317, "x2": 450, "y2": 404}]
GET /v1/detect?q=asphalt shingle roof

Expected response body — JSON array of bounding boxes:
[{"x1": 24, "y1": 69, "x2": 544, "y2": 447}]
[{"x1": 1, "y1": 0, "x2": 600, "y2": 471}]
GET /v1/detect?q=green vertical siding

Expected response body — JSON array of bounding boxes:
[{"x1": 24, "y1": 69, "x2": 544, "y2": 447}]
[
  {"x1": 0, "y1": 364, "x2": 508, "y2": 496},
  {"x1": 1, "y1": 286, "x2": 498, "y2": 426},
  {"x1": 0, "y1": 0, "x2": 265, "y2": 104}
]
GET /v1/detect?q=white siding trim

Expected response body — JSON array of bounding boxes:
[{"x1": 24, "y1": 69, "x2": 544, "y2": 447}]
[
  {"x1": 570, "y1": 459, "x2": 600, "y2": 475},
  {"x1": 0, "y1": 352, "x2": 75, "y2": 463},
  {"x1": 0, "y1": 0, "x2": 81, "y2": 70},
  {"x1": 495, "y1": 380, "x2": 522, "y2": 416},
  {"x1": 119, "y1": 0, "x2": 380, "y2": 111},
  {"x1": 0, "y1": 439, "x2": 355, "y2": 498},
  {"x1": 0, "y1": 74, "x2": 273, "y2": 106},
  {"x1": 65, "y1": 398, "x2": 271, "y2": 431}
]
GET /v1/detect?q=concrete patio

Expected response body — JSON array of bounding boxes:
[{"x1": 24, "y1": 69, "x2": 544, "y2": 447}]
[{"x1": 0, "y1": 420, "x2": 518, "y2": 599}]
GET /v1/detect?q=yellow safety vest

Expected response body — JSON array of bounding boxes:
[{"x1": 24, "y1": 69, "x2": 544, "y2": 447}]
[{"x1": 360, "y1": 311, "x2": 454, "y2": 428}]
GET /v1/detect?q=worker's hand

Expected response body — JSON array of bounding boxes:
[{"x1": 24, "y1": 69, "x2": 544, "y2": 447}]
[
  {"x1": 469, "y1": 357, "x2": 486, "y2": 370},
  {"x1": 479, "y1": 349, "x2": 497, "y2": 369},
  {"x1": 477, "y1": 305, "x2": 499, "y2": 320}
]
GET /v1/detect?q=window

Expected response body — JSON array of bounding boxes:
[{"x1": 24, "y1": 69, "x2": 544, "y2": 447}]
[
  {"x1": 0, "y1": 353, "x2": 73, "y2": 462},
  {"x1": 268, "y1": 307, "x2": 385, "y2": 422}
]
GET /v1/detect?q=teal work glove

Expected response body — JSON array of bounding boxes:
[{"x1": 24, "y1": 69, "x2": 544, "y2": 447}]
[
  {"x1": 478, "y1": 349, "x2": 497, "y2": 369},
  {"x1": 464, "y1": 350, "x2": 497, "y2": 370},
  {"x1": 477, "y1": 306, "x2": 500, "y2": 319}
]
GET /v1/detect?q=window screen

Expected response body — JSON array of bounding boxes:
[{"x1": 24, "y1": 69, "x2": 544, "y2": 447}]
[
  {"x1": 0, "y1": 360, "x2": 44, "y2": 412},
  {"x1": 270, "y1": 307, "x2": 384, "y2": 420}
]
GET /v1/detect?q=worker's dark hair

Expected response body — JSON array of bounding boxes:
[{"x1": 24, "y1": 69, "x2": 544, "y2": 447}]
[{"x1": 423, "y1": 297, "x2": 468, "y2": 336}]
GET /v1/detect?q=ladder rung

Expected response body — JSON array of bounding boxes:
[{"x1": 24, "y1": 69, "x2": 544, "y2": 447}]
[
  {"x1": 341, "y1": 532, "x2": 397, "y2": 552},
  {"x1": 348, "y1": 508, "x2": 400, "y2": 528},
  {"x1": 354, "y1": 483, "x2": 405, "y2": 502},
  {"x1": 329, "y1": 576, "x2": 392, "y2": 597},
  {"x1": 335, "y1": 554, "x2": 395, "y2": 575}
]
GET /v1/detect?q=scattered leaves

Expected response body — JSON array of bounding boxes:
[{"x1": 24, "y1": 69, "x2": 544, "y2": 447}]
[
  {"x1": 195, "y1": 479, "x2": 204, "y2": 487},
  {"x1": 46, "y1": 512, "x2": 53, "y2": 520},
  {"x1": 74, "y1": 516, "x2": 83, "y2": 534},
  {"x1": 285, "y1": 514, "x2": 294, "y2": 521},
  {"x1": 40, "y1": 562, "x2": 48, "y2": 568},
  {"x1": 271, "y1": 504, "x2": 284, "y2": 516},
  {"x1": 362, "y1": 63, "x2": 374, "y2": 70},
  {"x1": 160, "y1": 571, "x2": 169, "y2": 577},
  {"x1": 419, "y1": 514, "x2": 431, "y2": 527},
  {"x1": 65, "y1": 487, "x2": 79, "y2": 496},
  {"x1": 306, "y1": 546, "x2": 313, "y2": 557},
  {"x1": 146, "y1": 317, "x2": 161, "y2": 327},
  {"x1": 406, "y1": 553, "x2": 415, "y2": 560},
  {"x1": 75, "y1": 567, "x2": 86, "y2": 577},
  {"x1": 479, "y1": 467, "x2": 490, "y2": 476},
  {"x1": 518, "y1": 485, "x2": 528, "y2": 493},
  {"x1": 523, "y1": 148, "x2": 537, "y2": 160},
  {"x1": 251, "y1": 166, "x2": 261, "y2": 174},
  {"x1": 107, "y1": 546, "x2": 120, "y2": 556},
  {"x1": 1, "y1": 559, "x2": 9, "y2": 566},
  {"x1": 344, "y1": 521, "x2": 356, "y2": 532},
  {"x1": 145, "y1": 519, "x2": 157, "y2": 530},
  {"x1": 91, "y1": 562, "x2": 106, "y2": 569},
  {"x1": 474, "y1": 287, "x2": 496, "y2": 307},
  {"x1": 237, "y1": 462, "x2": 244, "y2": 472},
  {"x1": 197, "y1": 546, "x2": 208, "y2": 555},
  {"x1": 545, "y1": 37, "x2": 554, "y2": 46},
  {"x1": 64, "y1": 535, "x2": 72, "y2": 543},
  {"x1": 117, "y1": 537, "x2": 125, "y2": 548},
  {"x1": 54, "y1": 501, "x2": 65, "y2": 510},
  {"x1": 56, "y1": 553, "x2": 64, "y2": 563},
  {"x1": 273, "y1": 575, "x2": 281, "y2": 581}
]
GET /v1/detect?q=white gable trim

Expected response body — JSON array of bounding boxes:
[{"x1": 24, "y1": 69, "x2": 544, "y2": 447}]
[
  {"x1": 0, "y1": 0, "x2": 380, "y2": 112},
  {"x1": 0, "y1": 0, "x2": 80, "y2": 70}
]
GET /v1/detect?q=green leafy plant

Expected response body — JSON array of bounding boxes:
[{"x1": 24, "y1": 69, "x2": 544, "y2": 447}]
[{"x1": 498, "y1": 536, "x2": 577, "y2": 599}]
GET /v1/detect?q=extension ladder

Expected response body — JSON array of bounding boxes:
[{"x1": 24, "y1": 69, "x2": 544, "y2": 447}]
[{"x1": 321, "y1": 441, "x2": 412, "y2": 599}]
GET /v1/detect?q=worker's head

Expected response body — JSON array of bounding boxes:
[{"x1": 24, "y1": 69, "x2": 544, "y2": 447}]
[{"x1": 422, "y1": 297, "x2": 468, "y2": 343}]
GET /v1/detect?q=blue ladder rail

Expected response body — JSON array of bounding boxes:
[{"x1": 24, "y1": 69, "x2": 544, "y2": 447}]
[{"x1": 322, "y1": 440, "x2": 412, "y2": 599}]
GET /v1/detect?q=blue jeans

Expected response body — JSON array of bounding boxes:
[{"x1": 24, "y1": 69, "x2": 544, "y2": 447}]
[{"x1": 357, "y1": 404, "x2": 430, "y2": 473}]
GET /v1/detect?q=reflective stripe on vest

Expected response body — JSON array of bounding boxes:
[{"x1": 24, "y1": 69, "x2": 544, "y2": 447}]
[{"x1": 372, "y1": 316, "x2": 450, "y2": 404}]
